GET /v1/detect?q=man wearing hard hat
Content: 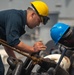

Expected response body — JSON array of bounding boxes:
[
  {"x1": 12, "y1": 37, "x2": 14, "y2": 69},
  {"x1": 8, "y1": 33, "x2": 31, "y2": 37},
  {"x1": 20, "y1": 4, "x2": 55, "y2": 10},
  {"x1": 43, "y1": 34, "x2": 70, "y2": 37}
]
[{"x1": 0, "y1": 1, "x2": 50, "y2": 75}]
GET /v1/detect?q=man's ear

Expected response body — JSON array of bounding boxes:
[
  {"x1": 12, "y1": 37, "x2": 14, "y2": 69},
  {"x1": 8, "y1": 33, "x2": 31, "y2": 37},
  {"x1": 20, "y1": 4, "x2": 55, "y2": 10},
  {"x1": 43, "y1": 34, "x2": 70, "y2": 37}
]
[
  {"x1": 32, "y1": 11, "x2": 35, "y2": 15},
  {"x1": 31, "y1": 12, "x2": 35, "y2": 18}
]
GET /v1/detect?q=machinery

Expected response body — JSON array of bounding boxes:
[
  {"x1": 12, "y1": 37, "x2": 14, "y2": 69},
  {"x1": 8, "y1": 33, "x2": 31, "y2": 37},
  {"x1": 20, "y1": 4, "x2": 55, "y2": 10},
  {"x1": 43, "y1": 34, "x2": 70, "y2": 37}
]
[
  {"x1": 0, "y1": 39, "x2": 71, "y2": 75},
  {"x1": 44, "y1": 54, "x2": 71, "y2": 71}
]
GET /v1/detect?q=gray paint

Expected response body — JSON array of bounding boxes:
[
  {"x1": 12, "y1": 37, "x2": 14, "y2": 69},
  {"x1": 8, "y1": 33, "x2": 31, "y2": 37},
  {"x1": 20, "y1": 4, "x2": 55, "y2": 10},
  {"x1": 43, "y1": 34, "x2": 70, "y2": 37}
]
[{"x1": 0, "y1": 0, "x2": 74, "y2": 18}]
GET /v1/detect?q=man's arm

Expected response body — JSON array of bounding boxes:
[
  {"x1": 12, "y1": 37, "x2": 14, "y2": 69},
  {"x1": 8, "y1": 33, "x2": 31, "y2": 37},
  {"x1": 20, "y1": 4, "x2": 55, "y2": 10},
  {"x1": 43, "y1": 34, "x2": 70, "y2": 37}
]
[
  {"x1": 14, "y1": 41, "x2": 46, "y2": 54},
  {"x1": 4, "y1": 46, "x2": 16, "y2": 58}
]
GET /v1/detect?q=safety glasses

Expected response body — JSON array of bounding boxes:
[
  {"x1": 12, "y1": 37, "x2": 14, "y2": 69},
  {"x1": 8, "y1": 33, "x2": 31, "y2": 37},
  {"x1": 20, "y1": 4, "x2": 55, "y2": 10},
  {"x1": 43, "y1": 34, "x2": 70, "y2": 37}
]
[{"x1": 39, "y1": 15, "x2": 50, "y2": 25}]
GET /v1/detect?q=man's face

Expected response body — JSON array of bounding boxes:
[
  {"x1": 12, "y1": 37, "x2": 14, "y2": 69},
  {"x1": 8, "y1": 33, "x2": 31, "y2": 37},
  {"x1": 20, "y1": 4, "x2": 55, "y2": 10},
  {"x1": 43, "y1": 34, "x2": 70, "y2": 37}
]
[{"x1": 27, "y1": 11, "x2": 42, "y2": 29}]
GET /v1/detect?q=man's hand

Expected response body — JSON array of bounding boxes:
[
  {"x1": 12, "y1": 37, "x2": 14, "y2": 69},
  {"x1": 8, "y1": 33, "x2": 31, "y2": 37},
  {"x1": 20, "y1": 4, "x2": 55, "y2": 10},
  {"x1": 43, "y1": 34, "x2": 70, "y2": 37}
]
[{"x1": 33, "y1": 41, "x2": 47, "y2": 52}]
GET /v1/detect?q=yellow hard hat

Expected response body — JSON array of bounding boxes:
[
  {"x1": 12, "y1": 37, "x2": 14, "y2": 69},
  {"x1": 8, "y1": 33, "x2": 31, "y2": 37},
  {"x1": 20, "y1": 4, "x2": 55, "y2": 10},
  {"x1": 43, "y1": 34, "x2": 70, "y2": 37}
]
[{"x1": 31, "y1": 1, "x2": 50, "y2": 25}]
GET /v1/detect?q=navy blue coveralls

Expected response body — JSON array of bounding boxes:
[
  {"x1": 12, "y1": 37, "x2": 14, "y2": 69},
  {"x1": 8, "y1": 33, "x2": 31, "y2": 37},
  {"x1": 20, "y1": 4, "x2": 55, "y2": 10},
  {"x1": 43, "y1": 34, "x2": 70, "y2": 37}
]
[{"x1": 0, "y1": 9, "x2": 27, "y2": 75}]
